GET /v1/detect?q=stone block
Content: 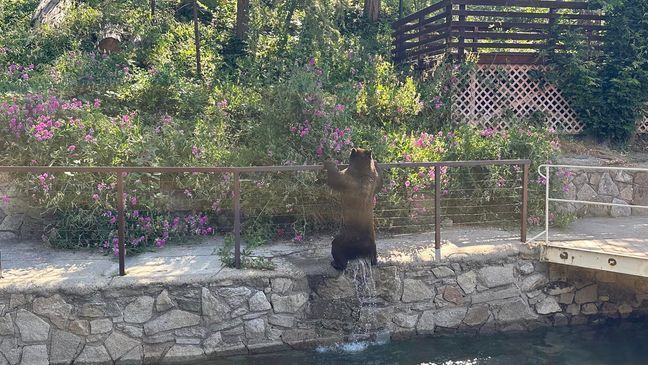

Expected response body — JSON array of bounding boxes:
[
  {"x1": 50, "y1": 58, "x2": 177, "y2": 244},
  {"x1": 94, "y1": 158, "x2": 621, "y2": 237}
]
[
  {"x1": 433, "y1": 307, "x2": 467, "y2": 328},
  {"x1": 20, "y1": 345, "x2": 48, "y2": 365},
  {"x1": 611, "y1": 198, "x2": 631, "y2": 217},
  {"x1": 124, "y1": 296, "x2": 154, "y2": 324},
  {"x1": 144, "y1": 310, "x2": 200, "y2": 335},
  {"x1": 271, "y1": 278, "x2": 293, "y2": 294},
  {"x1": 32, "y1": 294, "x2": 73, "y2": 329},
  {"x1": 75, "y1": 345, "x2": 112, "y2": 365},
  {"x1": 463, "y1": 305, "x2": 490, "y2": 327},
  {"x1": 202, "y1": 288, "x2": 229, "y2": 323},
  {"x1": 155, "y1": 290, "x2": 176, "y2": 312},
  {"x1": 16, "y1": 310, "x2": 50, "y2": 342},
  {"x1": 401, "y1": 279, "x2": 434, "y2": 303},
  {"x1": 493, "y1": 298, "x2": 536, "y2": 323},
  {"x1": 520, "y1": 274, "x2": 548, "y2": 292},
  {"x1": 163, "y1": 344, "x2": 205, "y2": 363},
  {"x1": 559, "y1": 292, "x2": 574, "y2": 304},
  {"x1": 477, "y1": 265, "x2": 515, "y2": 288},
  {"x1": 271, "y1": 293, "x2": 308, "y2": 314},
  {"x1": 393, "y1": 313, "x2": 419, "y2": 328},
  {"x1": 268, "y1": 314, "x2": 294, "y2": 328},
  {"x1": 416, "y1": 311, "x2": 435, "y2": 334},
  {"x1": 90, "y1": 318, "x2": 113, "y2": 334},
  {"x1": 443, "y1": 286, "x2": 464, "y2": 305},
  {"x1": 535, "y1": 296, "x2": 561, "y2": 315},
  {"x1": 431, "y1": 266, "x2": 454, "y2": 278},
  {"x1": 50, "y1": 330, "x2": 81, "y2": 365},
  {"x1": 105, "y1": 331, "x2": 140, "y2": 361},
  {"x1": 581, "y1": 303, "x2": 598, "y2": 315},
  {"x1": 574, "y1": 284, "x2": 598, "y2": 304},
  {"x1": 248, "y1": 291, "x2": 272, "y2": 312},
  {"x1": 457, "y1": 271, "x2": 477, "y2": 294},
  {"x1": 471, "y1": 286, "x2": 520, "y2": 304}
]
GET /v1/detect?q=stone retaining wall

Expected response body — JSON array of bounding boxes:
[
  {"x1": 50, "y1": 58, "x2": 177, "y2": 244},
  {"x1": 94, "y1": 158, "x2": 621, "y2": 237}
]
[
  {"x1": 559, "y1": 167, "x2": 648, "y2": 217},
  {"x1": 0, "y1": 250, "x2": 647, "y2": 364}
]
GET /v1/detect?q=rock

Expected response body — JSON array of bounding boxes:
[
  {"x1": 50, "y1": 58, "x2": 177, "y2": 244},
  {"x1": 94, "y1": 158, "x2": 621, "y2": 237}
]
[
  {"x1": 105, "y1": 331, "x2": 139, "y2": 360},
  {"x1": 216, "y1": 287, "x2": 252, "y2": 308},
  {"x1": 244, "y1": 318, "x2": 266, "y2": 339},
  {"x1": 0, "y1": 338, "x2": 21, "y2": 365},
  {"x1": 457, "y1": 271, "x2": 477, "y2": 294},
  {"x1": 518, "y1": 262, "x2": 535, "y2": 275},
  {"x1": 16, "y1": 310, "x2": 50, "y2": 342},
  {"x1": 545, "y1": 281, "x2": 575, "y2": 295},
  {"x1": 176, "y1": 338, "x2": 201, "y2": 345},
  {"x1": 401, "y1": 279, "x2": 434, "y2": 303},
  {"x1": 118, "y1": 324, "x2": 143, "y2": 338},
  {"x1": 493, "y1": 298, "x2": 536, "y2": 322},
  {"x1": 433, "y1": 307, "x2": 467, "y2": 328},
  {"x1": 615, "y1": 171, "x2": 634, "y2": 183},
  {"x1": 268, "y1": 314, "x2": 294, "y2": 328},
  {"x1": 20, "y1": 345, "x2": 48, "y2": 365},
  {"x1": 144, "y1": 310, "x2": 201, "y2": 335},
  {"x1": 9, "y1": 294, "x2": 26, "y2": 309},
  {"x1": 574, "y1": 284, "x2": 597, "y2": 304},
  {"x1": 50, "y1": 330, "x2": 81, "y2": 364},
  {"x1": 600, "y1": 302, "x2": 618, "y2": 315},
  {"x1": 553, "y1": 313, "x2": 569, "y2": 326},
  {"x1": 164, "y1": 345, "x2": 205, "y2": 362},
  {"x1": 271, "y1": 278, "x2": 293, "y2": 294},
  {"x1": 248, "y1": 292, "x2": 272, "y2": 312},
  {"x1": 69, "y1": 320, "x2": 91, "y2": 336},
  {"x1": 0, "y1": 314, "x2": 13, "y2": 335},
  {"x1": 535, "y1": 296, "x2": 562, "y2": 315},
  {"x1": 463, "y1": 306, "x2": 490, "y2": 327},
  {"x1": 581, "y1": 303, "x2": 598, "y2": 315},
  {"x1": 471, "y1": 286, "x2": 520, "y2": 304},
  {"x1": 202, "y1": 332, "x2": 224, "y2": 355},
  {"x1": 618, "y1": 303, "x2": 633, "y2": 317},
  {"x1": 124, "y1": 296, "x2": 154, "y2": 324},
  {"x1": 175, "y1": 327, "x2": 207, "y2": 338},
  {"x1": 202, "y1": 288, "x2": 230, "y2": 322},
  {"x1": 116, "y1": 345, "x2": 143, "y2": 365},
  {"x1": 90, "y1": 318, "x2": 113, "y2": 334},
  {"x1": 566, "y1": 304, "x2": 580, "y2": 315},
  {"x1": 143, "y1": 343, "x2": 173, "y2": 364},
  {"x1": 155, "y1": 290, "x2": 176, "y2": 312},
  {"x1": 576, "y1": 184, "x2": 597, "y2": 201},
  {"x1": 443, "y1": 286, "x2": 464, "y2": 305},
  {"x1": 393, "y1": 313, "x2": 419, "y2": 328},
  {"x1": 598, "y1": 173, "x2": 619, "y2": 196},
  {"x1": 611, "y1": 198, "x2": 631, "y2": 217},
  {"x1": 81, "y1": 303, "x2": 121, "y2": 318},
  {"x1": 75, "y1": 345, "x2": 112, "y2": 365},
  {"x1": 416, "y1": 311, "x2": 435, "y2": 334},
  {"x1": 314, "y1": 276, "x2": 355, "y2": 299},
  {"x1": 526, "y1": 290, "x2": 542, "y2": 299},
  {"x1": 375, "y1": 266, "x2": 402, "y2": 302},
  {"x1": 271, "y1": 293, "x2": 308, "y2": 313},
  {"x1": 432, "y1": 266, "x2": 455, "y2": 278},
  {"x1": 620, "y1": 186, "x2": 634, "y2": 201},
  {"x1": 477, "y1": 265, "x2": 515, "y2": 288},
  {"x1": 520, "y1": 274, "x2": 548, "y2": 292},
  {"x1": 32, "y1": 294, "x2": 73, "y2": 329},
  {"x1": 559, "y1": 292, "x2": 574, "y2": 304},
  {"x1": 281, "y1": 329, "x2": 318, "y2": 346}
]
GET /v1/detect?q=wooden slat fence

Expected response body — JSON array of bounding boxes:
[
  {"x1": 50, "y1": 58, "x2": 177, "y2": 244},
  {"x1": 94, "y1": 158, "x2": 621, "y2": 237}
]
[{"x1": 392, "y1": 0, "x2": 605, "y2": 66}]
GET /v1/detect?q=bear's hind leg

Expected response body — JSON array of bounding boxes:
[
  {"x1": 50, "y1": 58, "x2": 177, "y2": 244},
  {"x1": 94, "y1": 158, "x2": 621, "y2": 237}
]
[{"x1": 331, "y1": 236, "x2": 348, "y2": 271}]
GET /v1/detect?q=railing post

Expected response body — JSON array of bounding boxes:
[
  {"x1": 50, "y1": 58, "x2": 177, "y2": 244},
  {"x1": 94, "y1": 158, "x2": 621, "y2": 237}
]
[
  {"x1": 521, "y1": 163, "x2": 529, "y2": 242},
  {"x1": 545, "y1": 165, "x2": 550, "y2": 245},
  {"x1": 435, "y1": 165, "x2": 441, "y2": 260},
  {"x1": 116, "y1": 171, "x2": 126, "y2": 276},
  {"x1": 233, "y1": 171, "x2": 242, "y2": 269},
  {"x1": 547, "y1": 7, "x2": 557, "y2": 52},
  {"x1": 418, "y1": 13, "x2": 426, "y2": 69}
]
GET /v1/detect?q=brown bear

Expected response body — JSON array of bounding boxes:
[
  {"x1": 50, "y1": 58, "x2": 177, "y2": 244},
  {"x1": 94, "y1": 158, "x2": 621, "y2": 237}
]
[{"x1": 323, "y1": 148, "x2": 382, "y2": 271}]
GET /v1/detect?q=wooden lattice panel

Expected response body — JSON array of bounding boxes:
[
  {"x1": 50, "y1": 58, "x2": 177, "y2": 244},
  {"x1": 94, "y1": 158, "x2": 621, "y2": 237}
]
[
  {"x1": 453, "y1": 64, "x2": 584, "y2": 134},
  {"x1": 638, "y1": 113, "x2": 648, "y2": 134}
]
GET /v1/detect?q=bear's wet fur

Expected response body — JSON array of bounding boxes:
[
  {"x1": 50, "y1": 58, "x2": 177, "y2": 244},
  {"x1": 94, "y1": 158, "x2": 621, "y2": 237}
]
[{"x1": 323, "y1": 148, "x2": 382, "y2": 271}]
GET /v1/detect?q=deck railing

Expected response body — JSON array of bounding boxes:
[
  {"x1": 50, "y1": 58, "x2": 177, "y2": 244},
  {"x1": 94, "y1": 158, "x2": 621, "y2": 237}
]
[
  {"x1": 0, "y1": 159, "x2": 530, "y2": 275},
  {"x1": 392, "y1": 0, "x2": 605, "y2": 66}
]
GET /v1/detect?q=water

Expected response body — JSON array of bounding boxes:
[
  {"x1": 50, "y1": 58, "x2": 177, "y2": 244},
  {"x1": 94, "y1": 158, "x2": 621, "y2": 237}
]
[
  {"x1": 348, "y1": 258, "x2": 378, "y2": 341},
  {"x1": 194, "y1": 320, "x2": 648, "y2": 365}
]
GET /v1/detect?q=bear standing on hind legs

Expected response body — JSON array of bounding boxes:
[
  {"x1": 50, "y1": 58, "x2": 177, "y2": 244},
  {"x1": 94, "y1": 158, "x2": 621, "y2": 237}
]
[{"x1": 323, "y1": 148, "x2": 382, "y2": 271}]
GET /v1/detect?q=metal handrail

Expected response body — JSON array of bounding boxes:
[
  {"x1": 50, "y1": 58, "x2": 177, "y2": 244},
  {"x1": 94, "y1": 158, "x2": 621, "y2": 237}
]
[
  {"x1": 537, "y1": 164, "x2": 648, "y2": 246},
  {"x1": 0, "y1": 159, "x2": 531, "y2": 274}
]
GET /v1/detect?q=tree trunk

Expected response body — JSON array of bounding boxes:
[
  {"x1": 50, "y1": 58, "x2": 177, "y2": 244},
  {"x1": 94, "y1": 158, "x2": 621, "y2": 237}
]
[
  {"x1": 150, "y1": 0, "x2": 156, "y2": 22},
  {"x1": 364, "y1": 0, "x2": 380, "y2": 22},
  {"x1": 235, "y1": 0, "x2": 250, "y2": 40},
  {"x1": 193, "y1": 0, "x2": 202, "y2": 79}
]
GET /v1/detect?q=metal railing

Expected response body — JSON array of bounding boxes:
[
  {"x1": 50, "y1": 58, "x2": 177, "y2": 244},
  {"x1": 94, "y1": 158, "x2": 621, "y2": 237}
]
[
  {"x1": 0, "y1": 159, "x2": 530, "y2": 275},
  {"x1": 536, "y1": 164, "x2": 648, "y2": 246}
]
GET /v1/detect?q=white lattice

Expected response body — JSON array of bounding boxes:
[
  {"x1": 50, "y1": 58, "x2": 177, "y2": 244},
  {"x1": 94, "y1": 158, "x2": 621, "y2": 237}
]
[
  {"x1": 452, "y1": 64, "x2": 584, "y2": 134},
  {"x1": 638, "y1": 112, "x2": 648, "y2": 134}
]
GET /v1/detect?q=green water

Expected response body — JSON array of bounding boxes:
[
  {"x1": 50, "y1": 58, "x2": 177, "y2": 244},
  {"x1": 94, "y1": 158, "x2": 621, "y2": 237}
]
[{"x1": 196, "y1": 320, "x2": 648, "y2": 365}]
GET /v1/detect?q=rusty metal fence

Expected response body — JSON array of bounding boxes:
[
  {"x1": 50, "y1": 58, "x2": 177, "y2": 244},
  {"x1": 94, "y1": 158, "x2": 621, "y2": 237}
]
[{"x1": 0, "y1": 159, "x2": 530, "y2": 275}]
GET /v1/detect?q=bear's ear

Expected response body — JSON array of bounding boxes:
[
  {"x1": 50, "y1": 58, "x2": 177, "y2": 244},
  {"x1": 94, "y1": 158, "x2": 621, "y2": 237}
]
[{"x1": 351, "y1": 148, "x2": 357, "y2": 157}]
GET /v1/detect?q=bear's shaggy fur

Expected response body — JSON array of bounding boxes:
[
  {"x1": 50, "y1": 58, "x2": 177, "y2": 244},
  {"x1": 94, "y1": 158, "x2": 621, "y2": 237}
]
[{"x1": 323, "y1": 148, "x2": 382, "y2": 271}]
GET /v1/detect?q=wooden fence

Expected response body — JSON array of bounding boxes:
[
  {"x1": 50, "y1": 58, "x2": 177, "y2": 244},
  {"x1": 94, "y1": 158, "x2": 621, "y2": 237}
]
[{"x1": 392, "y1": 0, "x2": 605, "y2": 66}]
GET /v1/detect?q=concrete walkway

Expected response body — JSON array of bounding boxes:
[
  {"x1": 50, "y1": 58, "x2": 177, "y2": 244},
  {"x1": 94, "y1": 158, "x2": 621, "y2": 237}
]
[{"x1": 0, "y1": 216, "x2": 644, "y2": 291}]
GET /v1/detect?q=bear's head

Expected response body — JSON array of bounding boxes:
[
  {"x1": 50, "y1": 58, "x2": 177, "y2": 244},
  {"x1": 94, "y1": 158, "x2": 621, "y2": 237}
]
[{"x1": 349, "y1": 148, "x2": 373, "y2": 171}]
